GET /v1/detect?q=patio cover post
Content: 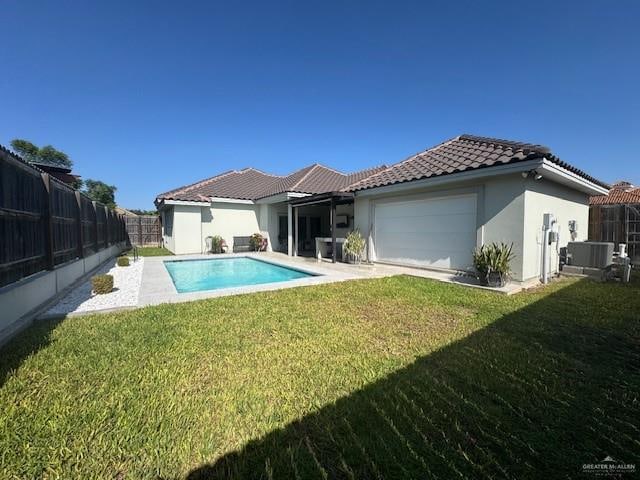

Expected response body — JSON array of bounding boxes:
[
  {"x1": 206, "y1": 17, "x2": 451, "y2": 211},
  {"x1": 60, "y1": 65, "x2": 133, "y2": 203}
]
[
  {"x1": 287, "y1": 203, "x2": 293, "y2": 256},
  {"x1": 294, "y1": 206, "x2": 299, "y2": 257},
  {"x1": 331, "y1": 198, "x2": 337, "y2": 263}
]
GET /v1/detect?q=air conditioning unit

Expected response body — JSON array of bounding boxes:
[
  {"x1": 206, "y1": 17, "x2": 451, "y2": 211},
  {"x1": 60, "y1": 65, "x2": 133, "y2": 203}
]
[{"x1": 567, "y1": 242, "x2": 614, "y2": 268}]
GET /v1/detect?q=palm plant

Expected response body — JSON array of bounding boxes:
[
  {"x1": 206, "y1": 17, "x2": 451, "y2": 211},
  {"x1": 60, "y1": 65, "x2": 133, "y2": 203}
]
[
  {"x1": 472, "y1": 242, "x2": 515, "y2": 287},
  {"x1": 343, "y1": 229, "x2": 366, "y2": 264}
]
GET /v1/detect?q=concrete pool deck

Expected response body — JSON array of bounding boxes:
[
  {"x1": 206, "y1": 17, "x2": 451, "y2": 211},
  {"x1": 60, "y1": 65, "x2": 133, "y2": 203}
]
[{"x1": 137, "y1": 252, "x2": 521, "y2": 308}]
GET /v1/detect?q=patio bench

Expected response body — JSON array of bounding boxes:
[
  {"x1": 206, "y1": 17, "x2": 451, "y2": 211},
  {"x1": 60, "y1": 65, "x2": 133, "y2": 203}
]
[{"x1": 233, "y1": 236, "x2": 253, "y2": 253}]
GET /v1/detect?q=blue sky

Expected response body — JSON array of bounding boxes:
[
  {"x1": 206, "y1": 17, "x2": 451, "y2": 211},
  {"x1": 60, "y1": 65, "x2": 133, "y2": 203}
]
[{"x1": 1, "y1": 1, "x2": 639, "y2": 209}]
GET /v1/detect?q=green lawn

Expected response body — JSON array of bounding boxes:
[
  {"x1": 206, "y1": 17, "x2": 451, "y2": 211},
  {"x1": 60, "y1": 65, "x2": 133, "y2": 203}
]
[
  {"x1": 1, "y1": 275, "x2": 638, "y2": 479},
  {"x1": 125, "y1": 246, "x2": 173, "y2": 256}
]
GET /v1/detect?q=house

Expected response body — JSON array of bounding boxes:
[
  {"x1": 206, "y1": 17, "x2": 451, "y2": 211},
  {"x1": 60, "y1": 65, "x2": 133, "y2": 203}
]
[
  {"x1": 588, "y1": 181, "x2": 640, "y2": 263},
  {"x1": 29, "y1": 160, "x2": 81, "y2": 187},
  {"x1": 155, "y1": 134, "x2": 608, "y2": 285},
  {"x1": 590, "y1": 181, "x2": 640, "y2": 206}
]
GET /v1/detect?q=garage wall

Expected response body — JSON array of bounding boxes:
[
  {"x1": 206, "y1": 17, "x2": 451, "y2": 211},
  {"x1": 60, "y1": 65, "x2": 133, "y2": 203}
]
[
  {"x1": 354, "y1": 173, "x2": 529, "y2": 281},
  {"x1": 521, "y1": 179, "x2": 589, "y2": 282},
  {"x1": 201, "y1": 202, "x2": 261, "y2": 252}
]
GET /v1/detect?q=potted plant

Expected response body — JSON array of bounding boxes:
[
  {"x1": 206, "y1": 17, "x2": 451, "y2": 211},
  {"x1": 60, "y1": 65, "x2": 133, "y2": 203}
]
[
  {"x1": 472, "y1": 242, "x2": 514, "y2": 287},
  {"x1": 250, "y1": 233, "x2": 265, "y2": 252},
  {"x1": 343, "y1": 229, "x2": 366, "y2": 264},
  {"x1": 211, "y1": 235, "x2": 225, "y2": 254}
]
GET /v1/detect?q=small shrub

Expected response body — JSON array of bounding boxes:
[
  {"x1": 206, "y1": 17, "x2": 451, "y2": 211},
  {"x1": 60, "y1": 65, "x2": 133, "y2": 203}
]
[
  {"x1": 472, "y1": 242, "x2": 515, "y2": 287},
  {"x1": 91, "y1": 274, "x2": 114, "y2": 294},
  {"x1": 117, "y1": 256, "x2": 130, "y2": 267},
  {"x1": 211, "y1": 235, "x2": 226, "y2": 254},
  {"x1": 250, "y1": 233, "x2": 265, "y2": 251},
  {"x1": 343, "y1": 229, "x2": 366, "y2": 263}
]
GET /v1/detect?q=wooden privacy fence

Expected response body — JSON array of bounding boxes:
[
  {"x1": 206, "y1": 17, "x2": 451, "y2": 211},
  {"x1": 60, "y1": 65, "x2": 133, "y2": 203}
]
[
  {"x1": 0, "y1": 146, "x2": 127, "y2": 288},
  {"x1": 125, "y1": 215, "x2": 162, "y2": 247},
  {"x1": 589, "y1": 204, "x2": 640, "y2": 264}
]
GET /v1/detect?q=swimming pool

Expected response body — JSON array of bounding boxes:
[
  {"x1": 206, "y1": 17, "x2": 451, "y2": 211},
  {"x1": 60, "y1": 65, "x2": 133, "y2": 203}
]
[{"x1": 164, "y1": 257, "x2": 316, "y2": 293}]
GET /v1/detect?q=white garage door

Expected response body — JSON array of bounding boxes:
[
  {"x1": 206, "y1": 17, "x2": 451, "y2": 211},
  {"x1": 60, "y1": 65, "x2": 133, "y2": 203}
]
[{"x1": 373, "y1": 194, "x2": 477, "y2": 270}]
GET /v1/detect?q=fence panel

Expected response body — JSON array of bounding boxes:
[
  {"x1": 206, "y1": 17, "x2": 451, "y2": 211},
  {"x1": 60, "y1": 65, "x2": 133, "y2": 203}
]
[
  {"x1": 0, "y1": 149, "x2": 48, "y2": 287},
  {"x1": 50, "y1": 178, "x2": 80, "y2": 266},
  {"x1": 125, "y1": 215, "x2": 162, "y2": 247},
  {"x1": 0, "y1": 146, "x2": 127, "y2": 288},
  {"x1": 589, "y1": 204, "x2": 640, "y2": 264},
  {"x1": 80, "y1": 194, "x2": 97, "y2": 256}
]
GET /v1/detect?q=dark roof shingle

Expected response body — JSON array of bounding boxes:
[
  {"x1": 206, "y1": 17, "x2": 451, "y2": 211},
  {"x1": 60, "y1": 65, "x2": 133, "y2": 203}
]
[{"x1": 345, "y1": 134, "x2": 608, "y2": 191}]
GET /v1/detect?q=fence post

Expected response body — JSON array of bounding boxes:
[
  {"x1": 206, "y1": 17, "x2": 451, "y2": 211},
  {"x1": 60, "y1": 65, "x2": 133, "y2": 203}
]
[
  {"x1": 41, "y1": 173, "x2": 55, "y2": 270},
  {"x1": 92, "y1": 201, "x2": 99, "y2": 252},
  {"x1": 75, "y1": 191, "x2": 84, "y2": 258}
]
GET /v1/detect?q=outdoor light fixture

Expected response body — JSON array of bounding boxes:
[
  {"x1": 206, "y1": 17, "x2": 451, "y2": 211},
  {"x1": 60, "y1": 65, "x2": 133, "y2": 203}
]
[{"x1": 522, "y1": 169, "x2": 543, "y2": 181}]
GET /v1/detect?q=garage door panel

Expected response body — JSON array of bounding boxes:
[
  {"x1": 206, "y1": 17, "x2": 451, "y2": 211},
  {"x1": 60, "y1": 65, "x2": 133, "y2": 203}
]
[
  {"x1": 375, "y1": 213, "x2": 477, "y2": 234},
  {"x1": 374, "y1": 194, "x2": 477, "y2": 270}
]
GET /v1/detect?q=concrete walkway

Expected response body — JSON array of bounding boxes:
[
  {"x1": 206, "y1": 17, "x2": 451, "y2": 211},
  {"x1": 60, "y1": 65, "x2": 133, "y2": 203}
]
[{"x1": 137, "y1": 252, "x2": 520, "y2": 308}]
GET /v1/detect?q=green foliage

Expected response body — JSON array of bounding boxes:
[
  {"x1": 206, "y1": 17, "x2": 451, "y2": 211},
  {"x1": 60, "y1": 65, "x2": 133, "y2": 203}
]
[
  {"x1": 129, "y1": 209, "x2": 158, "y2": 216},
  {"x1": 91, "y1": 274, "x2": 113, "y2": 294},
  {"x1": 116, "y1": 256, "x2": 130, "y2": 267},
  {"x1": 211, "y1": 235, "x2": 226, "y2": 253},
  {"x1": 10, "y1": 139, "x2": 72, "y2": 168},
  {"x1": 473, "y1": 242, "x2": 515, "y2": 285},
  {"x1": 343, "y1": 229, "x2": 366, "y2": 262},
  {"x1": 83, "y1": 179, "x2": 117, "y2": 208},
  {"x1": 250, "y1": 233, "x2": 265, "y2": 251},
  {"x1": 10, "y1": 139, "x2": 39, "y2": 162},
  {"x1": 123, "y1": 247, "x2": 173, "y2": 257}
]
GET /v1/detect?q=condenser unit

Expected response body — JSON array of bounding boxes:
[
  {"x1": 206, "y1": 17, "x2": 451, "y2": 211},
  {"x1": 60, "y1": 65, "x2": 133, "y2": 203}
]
[{"x1": 567, "y1": 242, "x2": 614, "y2": 268}]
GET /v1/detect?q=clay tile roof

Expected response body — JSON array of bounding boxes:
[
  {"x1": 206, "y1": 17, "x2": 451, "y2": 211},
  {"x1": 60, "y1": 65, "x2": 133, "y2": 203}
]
[
  {"x1": 345, "y1": 134, "x2": 608, "y2": 191},
  {"x1": 590, "y1": 181, "x2": 640, "y2": 205},
  {"x1": 156, "y1": 163, "x2": 387, "y2": 203}
]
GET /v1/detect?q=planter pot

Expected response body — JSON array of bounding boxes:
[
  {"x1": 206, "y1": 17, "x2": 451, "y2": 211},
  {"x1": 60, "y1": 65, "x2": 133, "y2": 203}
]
[
  {"x1": 345, "y1": 253, "x2": 362, "y2": 264},
  {"x1": 486, "y1": 272, "x2": 508, "y2": 288}
]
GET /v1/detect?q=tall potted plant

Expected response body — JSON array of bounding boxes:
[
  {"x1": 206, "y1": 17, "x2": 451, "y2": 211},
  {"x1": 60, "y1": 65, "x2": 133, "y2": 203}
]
[
  {"x1": 343, "y1": 229, "x2": 366, "y2": 264},
  {"x1": 472, "y1": 242, "x2": 514, "y2": 287}
]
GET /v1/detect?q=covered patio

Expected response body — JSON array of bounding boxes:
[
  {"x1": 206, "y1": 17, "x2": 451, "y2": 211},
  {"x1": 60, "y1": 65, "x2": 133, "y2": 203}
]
[{"x1": 287, "y1": 192, "x2": 355, "y2": 263}]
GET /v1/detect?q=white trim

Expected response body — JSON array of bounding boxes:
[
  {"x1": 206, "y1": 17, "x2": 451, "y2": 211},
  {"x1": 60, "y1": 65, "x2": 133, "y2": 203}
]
[
  {"x1": 208, "y1": 197, "x2": 254, "y2": 205},
  {"x1": 539, "y1": 159, "x2": 608, "y2": 195},
  {"x1": 354, "y1": 159, "x2": 544, "y2": 197},
  {"x1": 162, "y1": 199, "x2": 211, "y2": 207},
  {"x1": 256, "y1": 192, "x2": 311, "y2": 204}
]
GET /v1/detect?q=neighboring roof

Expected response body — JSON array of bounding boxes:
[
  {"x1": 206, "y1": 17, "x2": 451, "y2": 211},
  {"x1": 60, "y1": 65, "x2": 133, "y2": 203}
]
[
  {"x1": 590, "y1": 181, "x2": 640, "y2": 205},
  {"x1": 156, "y1": 164, "x2": 387, "y2": 203},
  {"x1": 345, "y1": 134, "x2": 609, "y2": 192},
  {"x1": 115, "y1": 206, "x2": 139, "y2": 216},
  {"x1": 30, "y1": 160, "x2": 72, "y2": 173}
]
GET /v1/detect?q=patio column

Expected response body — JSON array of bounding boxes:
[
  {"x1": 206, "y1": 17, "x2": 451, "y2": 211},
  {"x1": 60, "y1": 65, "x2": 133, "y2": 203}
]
[
  {"x1": 331, "y1": 198, "x2": 337, "y2": 263},
  {"x1": 294, "y1": 206, "x2": 299, "y2": 257},
  {"x1": 287, "y1": 203, "x2": 293, "y2": 256}
]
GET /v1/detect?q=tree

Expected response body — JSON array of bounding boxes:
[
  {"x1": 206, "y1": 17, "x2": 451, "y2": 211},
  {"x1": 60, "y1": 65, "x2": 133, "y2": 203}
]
[
  {"x1": 10, "y1": 138, "x2": 73, "y2": 168},
  {"x1": 10, "y1": 139, "x2": 39, "y2": 163},
  {"x1": 83, "y1": 179, "x2": 117, "y2": 208},
  {"x1": 39, "y1": 145, "x2": 71, "y2": 167}
]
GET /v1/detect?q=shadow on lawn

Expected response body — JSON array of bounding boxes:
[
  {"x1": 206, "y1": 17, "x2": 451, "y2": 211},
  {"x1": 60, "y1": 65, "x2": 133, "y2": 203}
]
[
  {"x1": 0, "y1": 317, "x2": 64, "y2": 388},
  {"x1": 187, "y1": 278, "x2": 640, "y2": 480}
]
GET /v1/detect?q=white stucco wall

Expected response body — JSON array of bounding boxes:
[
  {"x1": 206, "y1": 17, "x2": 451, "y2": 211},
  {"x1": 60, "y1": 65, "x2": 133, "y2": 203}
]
[
  {"x1": 354, "y1": 172, "x2": 591, "y2": 284},
  {"x1": 521, "y1": 179, "x2": 589, "y2": 282},
  {"x1": 354, "y1": 174, "x2": 528, "y2": 281},
  {"x1": 201, "y1": 202, "x2": 261, "y2": 252}
]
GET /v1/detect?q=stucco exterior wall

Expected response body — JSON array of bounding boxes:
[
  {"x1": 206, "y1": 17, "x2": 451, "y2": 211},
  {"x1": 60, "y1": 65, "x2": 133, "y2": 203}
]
[
  {"x1": 201, "y1": 202, "x2": 261, "y2": 252},
  {"x1": 167, "y1": 204, "x2": 203, "y2": 254},
  {"x1": 521, "y1": 179, "x2": 589, "y2": 282},
  {"x1": 354, "y1": 173, "x2": 528, "y2": 281}
]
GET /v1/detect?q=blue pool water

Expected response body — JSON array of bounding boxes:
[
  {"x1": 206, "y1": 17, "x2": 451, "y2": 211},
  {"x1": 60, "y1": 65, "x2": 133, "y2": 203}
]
[{"x1": 164, "y1": 257, "x2": 316, "y2": 293}]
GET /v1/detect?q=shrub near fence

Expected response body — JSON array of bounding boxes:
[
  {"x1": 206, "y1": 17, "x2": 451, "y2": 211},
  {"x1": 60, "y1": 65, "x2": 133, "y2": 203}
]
[{"x1": 0, "y1": 146, "x2": 127, "y2": 288}]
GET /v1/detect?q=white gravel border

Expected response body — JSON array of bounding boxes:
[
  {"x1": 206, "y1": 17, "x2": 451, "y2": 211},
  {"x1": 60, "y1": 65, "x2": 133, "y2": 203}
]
[{"x1": 46, "y1": 257, "x2": 144, "y2": 315}]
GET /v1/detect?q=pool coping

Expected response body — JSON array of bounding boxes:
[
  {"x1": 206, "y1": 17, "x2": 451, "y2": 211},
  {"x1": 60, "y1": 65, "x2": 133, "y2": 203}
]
[{"x1": 137, "y1": 253, "x2": 359, "y2": 307}]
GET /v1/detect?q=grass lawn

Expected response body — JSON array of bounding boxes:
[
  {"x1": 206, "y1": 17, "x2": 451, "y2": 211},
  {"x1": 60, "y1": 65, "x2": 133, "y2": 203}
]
[
  {"x1": 125, "y1": 246, "x2": 173, "y2": 257},
  {"x1": 1, "y1": 275, "x2": 638, "y2": 479}
]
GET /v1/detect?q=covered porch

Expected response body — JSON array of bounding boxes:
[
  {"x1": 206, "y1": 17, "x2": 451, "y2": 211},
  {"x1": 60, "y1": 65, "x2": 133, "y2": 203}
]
[{"x1": 285, "y1": 192, "x2": 354, "y2": 263}]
